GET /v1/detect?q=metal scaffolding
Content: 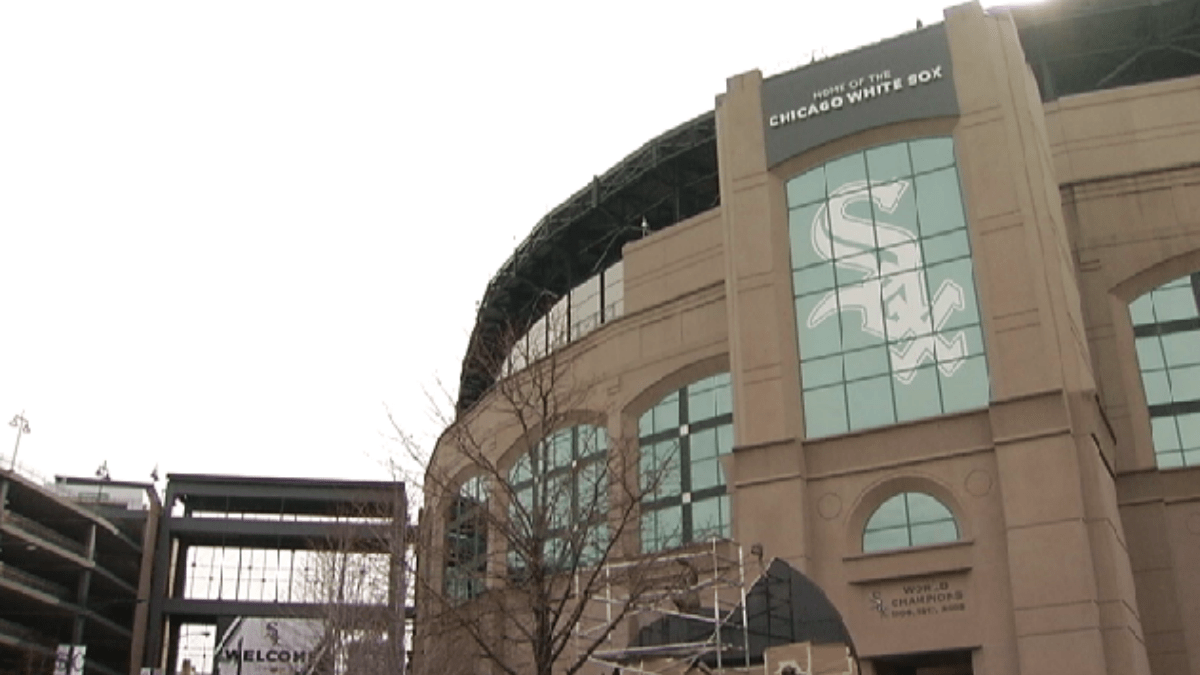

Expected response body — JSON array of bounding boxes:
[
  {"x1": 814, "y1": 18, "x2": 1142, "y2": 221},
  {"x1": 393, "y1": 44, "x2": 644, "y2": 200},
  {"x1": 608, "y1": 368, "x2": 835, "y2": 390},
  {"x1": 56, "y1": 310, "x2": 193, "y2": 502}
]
[{"x1": 576, "y1": 539, "x2": 752, "y2": 675}]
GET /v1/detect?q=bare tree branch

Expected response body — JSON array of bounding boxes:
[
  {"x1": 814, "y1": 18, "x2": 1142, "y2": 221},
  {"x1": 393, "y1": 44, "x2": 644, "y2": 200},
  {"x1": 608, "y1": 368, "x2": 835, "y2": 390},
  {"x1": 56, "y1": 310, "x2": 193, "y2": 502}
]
[{"x1": 400, "y1": 315, "x2": 683, "y2": 675}]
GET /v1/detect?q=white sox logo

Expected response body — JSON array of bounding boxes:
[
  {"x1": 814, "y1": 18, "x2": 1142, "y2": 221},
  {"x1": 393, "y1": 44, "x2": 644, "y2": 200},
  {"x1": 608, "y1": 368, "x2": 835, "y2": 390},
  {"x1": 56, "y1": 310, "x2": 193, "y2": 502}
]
[{"x1": 808, "y1": 179, "x2": 967, "y2": 383}]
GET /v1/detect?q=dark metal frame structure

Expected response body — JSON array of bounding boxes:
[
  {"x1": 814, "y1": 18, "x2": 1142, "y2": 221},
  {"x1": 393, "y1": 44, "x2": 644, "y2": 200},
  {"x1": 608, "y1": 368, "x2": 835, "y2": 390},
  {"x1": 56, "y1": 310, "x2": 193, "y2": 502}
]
[
  {"x1": 144, "y1": 474, "x2": 407, "y2": 675},
  {"x1": 457, "y1": 112, "x2": 719, "y2": 413},
  {"x1": 1012, "y1": 0, "x2": 1200, "y2": 102}
]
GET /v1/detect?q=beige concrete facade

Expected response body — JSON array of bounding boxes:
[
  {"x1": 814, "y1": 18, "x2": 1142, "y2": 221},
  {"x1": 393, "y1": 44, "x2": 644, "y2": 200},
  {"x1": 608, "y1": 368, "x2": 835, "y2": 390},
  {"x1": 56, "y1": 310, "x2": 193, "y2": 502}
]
[{"x1": 419, "y1": 3, "x2": 1200, "y2": 674}]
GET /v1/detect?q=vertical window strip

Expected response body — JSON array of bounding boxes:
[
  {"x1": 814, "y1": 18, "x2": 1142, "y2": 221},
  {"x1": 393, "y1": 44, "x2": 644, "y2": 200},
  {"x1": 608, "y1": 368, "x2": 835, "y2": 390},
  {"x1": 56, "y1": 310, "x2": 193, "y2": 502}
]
[
  {"x1": 445, "y1": 476, "x2": 487, "y2": 600},
  {"x1": 638, "y1": 373, "x2": 734, "y2": 553},
  {"x1": 1130, "y1": 276, "x2": 1200, "y2": 469},
  {"x1": 506, "y1": 426, "x2": 609, "y2": 572}
]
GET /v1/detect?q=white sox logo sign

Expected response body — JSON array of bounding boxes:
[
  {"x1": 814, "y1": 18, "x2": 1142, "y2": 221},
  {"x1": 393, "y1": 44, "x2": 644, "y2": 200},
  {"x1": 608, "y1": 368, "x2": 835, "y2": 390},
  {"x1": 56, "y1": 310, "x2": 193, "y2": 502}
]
[{"x1": 807, "y1": 179, "x2": 968, "y2": 383}]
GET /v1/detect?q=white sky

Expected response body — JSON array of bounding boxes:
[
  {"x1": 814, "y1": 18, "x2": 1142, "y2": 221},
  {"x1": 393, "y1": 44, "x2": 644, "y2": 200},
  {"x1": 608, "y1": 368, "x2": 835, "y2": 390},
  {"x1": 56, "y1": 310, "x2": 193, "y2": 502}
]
[{"x1": 0, "y1": 0, "x2": 1038, "y2": 489}]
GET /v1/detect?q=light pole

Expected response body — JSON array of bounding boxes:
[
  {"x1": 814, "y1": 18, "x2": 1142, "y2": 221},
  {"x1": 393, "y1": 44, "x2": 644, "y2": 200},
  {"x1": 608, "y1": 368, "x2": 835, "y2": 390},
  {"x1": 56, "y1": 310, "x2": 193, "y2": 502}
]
[{"x1": 9, "y1": 412, "x2": 30, "y2": 471}]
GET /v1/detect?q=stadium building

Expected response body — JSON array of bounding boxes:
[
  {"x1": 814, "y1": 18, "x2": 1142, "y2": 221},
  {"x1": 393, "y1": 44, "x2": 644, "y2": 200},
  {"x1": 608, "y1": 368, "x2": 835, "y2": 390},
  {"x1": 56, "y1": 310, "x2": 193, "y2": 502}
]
[{"x1": 418, "y1": 0, "x2": 1200, "y2": 674}]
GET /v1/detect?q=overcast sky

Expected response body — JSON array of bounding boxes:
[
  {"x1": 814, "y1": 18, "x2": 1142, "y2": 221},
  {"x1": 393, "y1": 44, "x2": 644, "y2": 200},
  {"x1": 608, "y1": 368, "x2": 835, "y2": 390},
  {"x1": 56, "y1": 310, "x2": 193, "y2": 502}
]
[{"x1": 0, "y1": 0, "x2": 1038, "y2": 490}]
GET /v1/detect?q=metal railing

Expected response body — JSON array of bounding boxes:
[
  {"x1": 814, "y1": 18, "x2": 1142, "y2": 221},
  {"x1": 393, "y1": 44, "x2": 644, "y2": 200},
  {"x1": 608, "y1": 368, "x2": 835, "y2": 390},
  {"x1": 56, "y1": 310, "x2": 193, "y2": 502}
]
[
  {"x1": 0, "y1": 453, "x2": 50, "y2": 485},
  {"x1": 0, "y1": 562, "x2": 70, "y2": 599},
  {"x1": 2, "y1": 510, "x2": 88, "y2": 557}
]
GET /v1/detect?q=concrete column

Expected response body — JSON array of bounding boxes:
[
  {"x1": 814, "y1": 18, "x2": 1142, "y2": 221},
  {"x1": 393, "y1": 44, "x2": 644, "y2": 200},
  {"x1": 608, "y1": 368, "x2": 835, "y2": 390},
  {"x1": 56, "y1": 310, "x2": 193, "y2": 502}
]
[
  {"x1": 146, "y1": 485, "x2": 178, "y2": 670},
  {"x1": 68, "y1": 523, "x2": 97, "y2": 673},
  {"x1": 942, "y1": 5, "x2": 1150, "y2": 674},
  {"x1": 129, "y1": 495, "x2": 160, "y2": 675},
  {"x1": 0, "y1": 479, "x2": 9, "y2": 553},
  {"x1": 716, "y1": 69, "x2": 810, "y2": 569}
]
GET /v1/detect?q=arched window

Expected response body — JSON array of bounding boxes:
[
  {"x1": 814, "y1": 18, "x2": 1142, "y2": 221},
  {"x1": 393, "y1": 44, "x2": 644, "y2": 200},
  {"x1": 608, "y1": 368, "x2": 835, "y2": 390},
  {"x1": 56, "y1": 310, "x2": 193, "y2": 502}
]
[
  {"x1": 786, "y1": 137, "x2": 990, "y2": 438},
  {"x1": 1130, "y1": 273, "x2": 1200, "y2": 468},
  {"x1": 639, "y1": 373, "x2": 734, "y2": 553},
  {"x1": 862, "y1": 492, "x2": 958, "y2": 553},
  {"x1": 508, "y1": 425, "x2": 609, "y2": 570},
  {"x1": 445, "y1": 476, "x2": 487, "y2": 600}
]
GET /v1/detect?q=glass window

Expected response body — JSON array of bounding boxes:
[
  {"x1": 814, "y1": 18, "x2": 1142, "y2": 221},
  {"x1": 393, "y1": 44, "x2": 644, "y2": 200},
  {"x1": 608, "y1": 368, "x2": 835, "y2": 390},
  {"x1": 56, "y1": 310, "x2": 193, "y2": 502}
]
[
  {"x1": 1129, "y1": 274, "x2": 1200, "y2": 469},
  {"x1": 445, "y1": 476, "x2": 488, "y2": 601},
  {"x1": 504, "y1": 261, "x2": 626, "y2": 376},
  {"x1": 507, "y1": 425, "x2": 609, "y2": 573},
  {"x1": 786, "y1": 138, "x2": 989, "y2": 439},
  {"x1": 863, "y1": 492, "x2": 959, "y2": 553},
  {"x1": 603, "y1": 261, "x2": 625, "y2": 322},
  {"x1": 570, "y1": 276, "x2": 601, "y2": 340},
  {"x1": 639, "y1": 373, "x2": 735, "y2": 553}
]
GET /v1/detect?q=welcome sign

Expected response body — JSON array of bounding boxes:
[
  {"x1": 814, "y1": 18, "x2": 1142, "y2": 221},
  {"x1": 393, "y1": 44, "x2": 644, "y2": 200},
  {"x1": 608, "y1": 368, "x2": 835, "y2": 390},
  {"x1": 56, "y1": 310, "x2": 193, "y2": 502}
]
[
  {"x1": 215, "y1": 618, "x2": 324, "y2": 675},
  {"x1": 762, "y1": 24, "x2": 958, "y2": 167}
]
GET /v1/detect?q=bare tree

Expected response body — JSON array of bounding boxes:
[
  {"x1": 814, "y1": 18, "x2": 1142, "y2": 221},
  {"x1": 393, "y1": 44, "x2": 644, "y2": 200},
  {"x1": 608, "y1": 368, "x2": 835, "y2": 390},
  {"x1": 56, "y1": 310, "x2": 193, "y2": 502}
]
[
  {"x1": 398, "y1": 316, "x2": 681, "y2": 675},
  {"x1": 296, "y1": 493, "x2": 409, "y2": 675}
]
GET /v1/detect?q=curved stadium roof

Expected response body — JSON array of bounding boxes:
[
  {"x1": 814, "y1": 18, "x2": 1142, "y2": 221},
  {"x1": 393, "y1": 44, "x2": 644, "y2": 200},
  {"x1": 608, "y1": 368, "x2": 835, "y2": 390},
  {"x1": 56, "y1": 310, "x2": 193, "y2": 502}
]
[{"x1": 456, "y1": 111, "x2": 719, "y2": 412}]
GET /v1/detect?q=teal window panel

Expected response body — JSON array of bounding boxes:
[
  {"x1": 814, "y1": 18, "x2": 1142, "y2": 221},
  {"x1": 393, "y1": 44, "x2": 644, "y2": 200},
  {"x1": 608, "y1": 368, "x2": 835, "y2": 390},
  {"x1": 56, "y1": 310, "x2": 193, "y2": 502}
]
[
  {"x1": 910, "y1": 138, "x2": 956, "y2": 174},
  {"x1": 838, "y1": 284, "x2": 886, "y2": 351},
  {"x1": 804, "y1": 384, "x2": 849, "y2": 437},
  {"x1": 690, "y1": 428, "x2": 718, "y2": 460},
  {"x1": 1151, "y1": 417, "x2": 1182, "y2": 452},
  {"x1": 871, "y1": 180, "x2": 920, "y2": 245},
  {"x1": 914, "y1": 168, "x2": 967, "y2": 237},
  {"x1": 935, "y1": 325, "x2": 985, "y2": 365},
  {"x1": 825, "y1": 152, "x2": 868, "y2": 190},
  {"x1": 1170, "y1": 365, "x2": 1200, "y2": 401},
  {"x1": 790, "y1": 203, "x2": 830, "y2": 270},
  {"x1": 878, "y1": 240, "x2": 924, "y2": 276},
  {"x1": 1157, "y1": 450, "x2": 1185, "y2": 469},
  {"x1": 550, "y1": 431, "x2": 573, "y2": 468},
  {"x1": 717, "y1": 424, "x2": 734, "y2": 455},
  {"x1": 865, "y1": 494, "x2": 908, "y2": 530},
  {"x1": 794, "y1": 263, "x2": 837, "y2": 294},
  {"x1": 802, "y1": 354, "x2": 844, "y2": 389},
  {"x1": 844, "y1": 346, "x2": 890, "y2": 380},
  {"x1": 866, "y1": 142, "x2": 912, "y2": 184},
  {"x1": 786, "y1": 165, "x2": 827, "y2": 207},
  {"x1": 1177, "y1": 413, "x2": 1200, "y2": 448},
  {"x1": 910, "y1": 520, "x2": 959, "y2": 546},
  {"x1": 939, "y1": 355, "x2": 990, "y2": 413},
  {"x1": 691, "y1": 496, "x2": 725, "y2": 539},
  {"x1": 712, "y1": 374, "x2": 733, "y2": 416},
  {"x1": 1142, "y1": 370, "x2": 1172, "y2": 406},
  {"x1": 847, "y1": 376, "x2": 896, "y2": 429},
  {"x1": 659, "y1": 453, "x2": 682, "y2": 498},
  {"x1": 864, "y1": 527, "x2": 910, "y2": 552},
  {"x1": 691, "y1": 457, "x2": 722, "y2": 491},
  {"x1": 688, "y1": 382, "x2": 719, "y2": 422},
  {"x1": 797, "y1": 293, "x2": 845, "y2": 359},
  {"x1": 921, "y1": 229, "x2": 971, "y2": 266},
  {"x1": 835, "y1": 250, "x2": 879, "y2": 287},
  {"x1": 579, "y1": 427, "x2": 607, "y2": 457},
  {"x1": 640, "y1": 392, "x2": 679, "y2": 435},
  {"x1": 894, "y1": 366, "x2": 942, "y2": 422},
  {"x1": 1129, "y1": 294, "x2": 1156, "y2": 325},
  {"x1": 907, "y1": 492, "x2": 952, "y2": 523},
  {"x1": 923, "y1": 258, "x2": 981, "y2": 330},
  {"x1": 1135, "y1": 336, "x2": 1165, "y2": 371},
  {"x1": 1152, "y1": 287, "x2": 1198, "y2": 321},
  {"x1": 1161, "y1": 332, "x2": 1200, "y2": 367}
]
